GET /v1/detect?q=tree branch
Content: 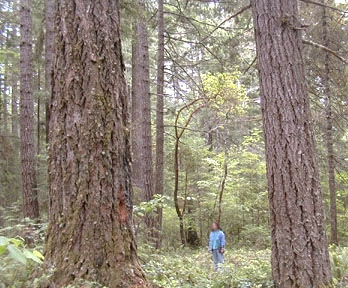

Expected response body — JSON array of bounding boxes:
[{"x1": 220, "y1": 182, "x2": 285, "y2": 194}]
[
  {"x1": 300, "y1": 0, "x2": 348, "y2": 14},
  {"x1": 303, "y1": 39, "x2": 348, "y2": 65},
  {"x1": 201, "y1": 4, "x2": 251, "y2": 42},
  {"x1": 243, "y1": 56, "x2": 257, "y2": 74}
]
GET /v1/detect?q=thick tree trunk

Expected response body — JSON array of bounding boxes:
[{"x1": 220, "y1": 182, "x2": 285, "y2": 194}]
[
  {"x1": 44, "y1": 1, "x2": 150, "y2": 287},
  {"x1": 251, "y1": 0, "x2": 332, "y2": 287},
  {"x1": 154, "y1": 0, "x2": 165, "y2": 249},
  {"x1": 322, "y1": 5, "x2": 337, "y2": 245},
  {"x1": 45, "y1": 0, "x2": 55, "y2": 144},
  {"x1": 131, "y1": 0, "x2": 155, "y2": 241},
  {"x1": 20, "y1": 0, "x2": 39, "y2": 219}
]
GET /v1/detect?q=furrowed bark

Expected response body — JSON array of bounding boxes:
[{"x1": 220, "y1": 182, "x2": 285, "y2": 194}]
[
  {"x1": 251, "y1": 0, "x2": 332, "y2": 286},
  {"x1": 45, "y1": 1, "x2": 150, "y2": 286}
]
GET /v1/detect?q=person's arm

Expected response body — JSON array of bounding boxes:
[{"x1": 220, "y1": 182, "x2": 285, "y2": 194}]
[
  {"x1": 209, "y1": 232, "x2": 213, "y2": 252},
  {"x1": 219, "y1": 231, "x2": 225, "y2": 253},
  {"x1": 220, "y1": 231, "x2": 225, "y2": 248}
]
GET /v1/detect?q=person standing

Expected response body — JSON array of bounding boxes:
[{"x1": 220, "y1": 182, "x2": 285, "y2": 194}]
[{"x1": 209, "y1": 222, "x2": 225, "y2": 271}]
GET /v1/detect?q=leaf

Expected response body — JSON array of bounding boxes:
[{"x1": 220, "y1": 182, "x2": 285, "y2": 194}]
[
  {"x1": 23, "y1": 250, "x2": 43, "y2": 264},
  {"x1": 9, "y1": 237, "x2": 24, "y2": 247},
  {"x1": 7, "y1": 244, "x2": 27, "y2": 264},
  {"x1": 0, "y1": 236, "x2": 9, "y2": 246},
  {"x1": 33, "y1": 250, "x2": 44, "y2": 260},
  {"x1": 0, "y1": 245, "x2": 6, "y2": 255}
]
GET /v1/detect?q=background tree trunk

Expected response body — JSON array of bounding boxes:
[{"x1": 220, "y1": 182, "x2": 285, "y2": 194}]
[
  {"x1": 3, "y1": 55, "x2": 9, "y2": 134},
  {"x1": 131, "y1": 0, "x2": 155, "y2": 242},
  {"x1": 44, "y1": 0, "x2": 149, "y2": 287},
  {"x1": 251, "y1": 0, "x2": 332, "y2": 287},
  {"x1": 20, "y1": 0, "x2": 39, "y2": 219},
  {"x1": 322, "y1": 5, "x2": 337, "y2": 245},
  {"x1": 11, "y1": 73, "x2": 19, "y2": 138},
  {"x1": 154, "y1": 0, "x2": 165, "y2": 249},
  {"x1": 217, "y1": 149, "x2": 227, "y2": 224},
  {"x1": 45, "y1": 0, "x2": 55, "y2": 144}
]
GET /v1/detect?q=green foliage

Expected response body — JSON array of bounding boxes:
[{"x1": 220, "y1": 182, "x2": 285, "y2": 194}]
[
  {"x1": 140, "y1": 247, "x2": 273, "y2": 288},
  {"x1": 134, "y1": 194, "x2": 170, "y2": 217},
  {"x1": 0, "y1": 235, "x2": 43, "y2": 264},
  {"x1": 0, "y1": 235, "x2": 44, "y2": 287},
  {"x1": 202, "y1": 72, "x2": 247, "y2": 116},
  {"x1": 330, "y1": 246, "x2": 348, "y2": 287}
]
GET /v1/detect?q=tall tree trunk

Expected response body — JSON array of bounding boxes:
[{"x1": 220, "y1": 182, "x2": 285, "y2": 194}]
[
  {"x1": 45, "y1": 0, "x2": 55, "y2": 144},
  {"x1": 11, "y1": 73, "x2": 19, "y2": 138},
  {"x1": 173, "y1": 100, "x2": 204, "y2": 246},
  {"x1": 174, "y1": 140, "x2": 186, "y2": 245},
  {"x1": 131, "y1": 0, "x2": 155, "y2": 241},
  {"x1": 44, "y1": 1, "x2": 149, "y2": 287},
  {"x1": 37, "y1": 67, "x2": 41, "y2": 155},
  {"x1": 20, "y1": 0, "x2": 39, "y2": 219},
  {"x1": 322, "y1": 5, "x2": 337, "y2": 245},
  {"x1": 251, "y1": 0, "x2": 332, "y2": 287},
  {"x1": 217, "y1": 149, "x2": 227, "y2": 224},
  {"x1": 154, "y1": 0, "x2": 165, "y2": 249},
  {"x1": 3, "y1": 53, "x2": 9, "y2": 134},
  {"x1": 35, "y1": 24, "x2": 44, "y2": 155}
]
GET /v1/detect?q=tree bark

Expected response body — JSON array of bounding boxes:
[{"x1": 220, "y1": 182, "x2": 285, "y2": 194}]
[
  {"x1": 131, "y1": 0, "x2": 155, "y2": 241},
  {"x1": 20, "y1": 0, "x2": 39, "y2": 219},
  {"x1": 217, "y1": 149, "x2": 227, "y2": 224},
  {"x1": 11, "y1": 73, "x2": 19, "y2": 138},
  {"x1": 322, "y1": 5, "x2": 337, "y2": 245},
  {"x1": 37, "y1": 67, "x2": 41, "y2": 155},
  {"x1": 34, "y1": 24, "x2": 44, "y2": 155},
  {"x1": 3, "y1": 51, "x2": 9, "y2": 134},
  {"x1": 251, "y1": 0, "x2": 332, "y2": 287},
  {"x1": 154, "y1": 0, "x2": 165, "y2": 249},
  {"x1": 45, "y1": 0, "x2": 55, "y2": 144},
  {"x1": 44, "y1": 1, "x2": 150, "y2": 287}
]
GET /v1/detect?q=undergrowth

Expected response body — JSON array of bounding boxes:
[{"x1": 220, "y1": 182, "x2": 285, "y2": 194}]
[{"x1": 1, "y1": 219, "x2": 348, "y2": 287}]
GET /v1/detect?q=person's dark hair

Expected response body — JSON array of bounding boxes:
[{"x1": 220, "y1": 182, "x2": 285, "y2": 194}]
[{"x1": 212, "y1": 221, "x2": 221, "y2": 230}]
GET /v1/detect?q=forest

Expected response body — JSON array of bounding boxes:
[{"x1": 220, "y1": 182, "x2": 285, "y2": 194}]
[{"x1": 1, "y1": 0, "x2": 348, "y2": 287}]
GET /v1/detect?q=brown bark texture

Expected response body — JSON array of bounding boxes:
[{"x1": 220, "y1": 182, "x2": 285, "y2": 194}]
[
  {"x1": 322, "y1": 5, "x2": 337, "y2": 245},
  {"x1": 154, "y1": 0, "x2": 165, "y2": 249},
  {"x1": 251, "y1": 0, "x2": 332, "y2": 287},
  {"x1": 11, "y1": 73, "x2": 19, "y2": 138},
  {"x1": 20, "y1": 0, "x2": 39, "y2": 219},
  {"x1": 45, "y1": 1, "x2": 150, "y2": 287},
  {"x1": 217, "y1": 149, "x2": 227, "y2": 224},
  {"x1": 131, "y1": 0, "x2": 155, "y2": 240},
  {"x1": 45, "y1": 0, "x2": 55, "y2": 143}
]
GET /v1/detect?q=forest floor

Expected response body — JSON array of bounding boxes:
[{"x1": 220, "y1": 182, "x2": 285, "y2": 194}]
[
  {"x1": 139, "y1": 245, "x2": 348, "y2": 287},
  {"x1": 1, "y1": 216, "x2": 348, "y2": 287},
  {"x1": 139, "y1": 246, "x2": 273, "y2": 287}
]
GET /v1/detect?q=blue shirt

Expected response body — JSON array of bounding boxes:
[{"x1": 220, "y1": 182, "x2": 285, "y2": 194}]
[{"x1": 209, "y1": 230, "x2": 225, "y2": 251}]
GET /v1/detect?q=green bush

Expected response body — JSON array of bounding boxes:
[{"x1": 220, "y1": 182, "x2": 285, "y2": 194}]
[
  {"x1": 330, "y1": 245, "x2": 348, "y2": 287},
  {"x1": 2, "y1": 233, "x2": 348, "y2": 287},
  {"x1": 0, "y1": 235, "x2": 44, "y2": 287}
]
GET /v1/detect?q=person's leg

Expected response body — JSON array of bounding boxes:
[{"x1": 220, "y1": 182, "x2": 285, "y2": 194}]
[
  {"x1": 217, "y1": 251, "x2": 224, "y2": 271},
  {"x1": 212, "y1": 250, "x2": 219, "y2": 271},
  {"x1": 218, "y1": 251, "x2": 224, "y2": 264}
]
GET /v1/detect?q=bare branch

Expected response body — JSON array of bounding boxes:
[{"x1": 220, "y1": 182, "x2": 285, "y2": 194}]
[
  {"x1": 201, "y1": 4, "x2": 251, "y2": 42},
  {"x1": 303, "y1": 39, "x2": 348, "y2": 65},
  {"x1": 300, "y1": 0, "x2": 348, "y2": 14},
  {"x1": 244, "y1": 56, "x2": 257, "y2": 74}
]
